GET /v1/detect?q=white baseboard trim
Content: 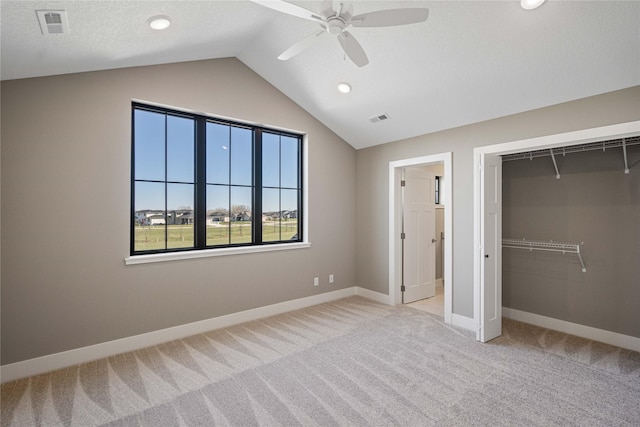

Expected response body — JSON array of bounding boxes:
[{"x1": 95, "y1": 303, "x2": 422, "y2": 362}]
[
  {"x1": 355, "y1": 287, "x2": 391, "y2": 305},
  {"x1": 502, "y1": 307, "x2": 640, "y2": 353},
  {"x1": 451, "y1": 313, "x2": 475, "y2": 332},
  {"x1": 1, "y1": 286, "x2": 383, "y2": 383}
]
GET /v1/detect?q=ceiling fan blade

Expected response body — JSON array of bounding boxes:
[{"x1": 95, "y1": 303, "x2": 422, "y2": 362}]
[
  {"x1": 278, "y1": 30, "x2": 326, "y2": 60},
  {"x1": 319, "y1": 0, "x2": 335, "y2": 18},
  {"x1": 338, "y1": 31, "x2": 369, "y2": 67},
  {"x1": 250, "y1": 0, "x2": 324, "y2": 23},
  {"x1": 351, "y1": 8, "x2": 429, "y2": 27}
]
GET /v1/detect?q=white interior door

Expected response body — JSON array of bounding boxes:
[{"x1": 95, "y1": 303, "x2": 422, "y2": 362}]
[
  {"x1": 403, "y1": 167, "x2": 436, "y2": 304},
  {"x1": 480, "y1": 154, "x2": 502, "y2": 341}
]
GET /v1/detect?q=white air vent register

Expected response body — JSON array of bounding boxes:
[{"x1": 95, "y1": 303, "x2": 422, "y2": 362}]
[
  {"x1": 36, "y1": 10, "x2": 69, "y2": 35},
  {"x1": 370, "y1": 113, "x2": 390, "y2": 123}
]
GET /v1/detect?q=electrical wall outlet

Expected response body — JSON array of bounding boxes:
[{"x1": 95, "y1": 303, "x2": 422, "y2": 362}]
[
  {"x1": 329, "y1": 274, "x2": 334, "y2": 283},
  {"x1": 314, "y1": 277, "x2": 319, "y2": 287}
]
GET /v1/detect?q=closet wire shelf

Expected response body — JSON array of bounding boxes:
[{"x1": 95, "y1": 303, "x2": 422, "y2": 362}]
[
  {"x1": 501, "y1": 135, "x2": 640, "y2": 177},
  {"x1": 502, "y1": 238, "x2": 586, "y2": 273}
]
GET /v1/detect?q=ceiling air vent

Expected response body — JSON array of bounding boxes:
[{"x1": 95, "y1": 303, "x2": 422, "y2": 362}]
[
  {"x1": 36, "y1": 10, "x2": 69, "y2": 35},
  {"x1": 369, "y1": 113, "x2": 390, "y2": 123}
]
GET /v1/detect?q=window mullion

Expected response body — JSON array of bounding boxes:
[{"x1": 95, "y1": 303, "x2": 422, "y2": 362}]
[
  {"x1": 278, "y1": 135, "x2": 282, "y2": 241},
  {"x1": 254, "y1": 129, "x2": 263, "y2": 244},
  {"x1": 297, "y1": 135, "x2": 303, "y2": 241},
  {"x1": 227, "y1": 126, "x2": 232, "y2": 245},
  {"x1": 195, "y1": 118, "x2": 207, "y2": 248},
  {"x1": 164, "y1": 115, "x2": 169, "y2": 250}
]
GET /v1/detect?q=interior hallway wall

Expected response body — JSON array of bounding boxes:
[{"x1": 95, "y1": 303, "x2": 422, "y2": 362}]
[
  {"x1": 422, "y1": 163, "x2": 445, "y2": 281},
  {"x1": 356, "y1": 86, "x2": 640, "y2": 319},
  {"x1": 436, "y1": 207, "x2": 444, "y2": 282}
]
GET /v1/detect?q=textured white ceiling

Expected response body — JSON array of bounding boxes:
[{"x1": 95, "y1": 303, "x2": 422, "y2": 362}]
[{"x1": 2, "y1": 1, "x2": 639, "y2": 149}]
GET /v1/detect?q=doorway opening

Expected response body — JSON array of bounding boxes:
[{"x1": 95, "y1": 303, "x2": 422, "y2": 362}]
[
  {"x1": 473, "y1": 121, "x2": 640, "y2": 343},
  {"x1": 389, "y1": 152, "x2": 452, "y2": 324}
]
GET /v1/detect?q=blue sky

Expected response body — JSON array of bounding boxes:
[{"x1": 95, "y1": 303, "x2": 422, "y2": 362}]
[{"x1": 134, "y1": 109, "x2": 298, "y2": 213}]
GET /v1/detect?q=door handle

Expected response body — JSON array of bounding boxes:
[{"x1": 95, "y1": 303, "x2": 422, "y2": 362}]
[
  {"x1": 432, "y1": 239, "x2": 437, "y2": 243},
  {"x1": 485, "y1": 254, "x2": 489, "y2": 258}
]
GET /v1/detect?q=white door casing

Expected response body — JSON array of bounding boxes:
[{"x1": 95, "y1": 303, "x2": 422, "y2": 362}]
[
  {"x1": 389, "y1": 152, "x2": 452, "y2": 324},
  {"x1": 402, "y1": 167, "x2": 436, "y2": 304}
]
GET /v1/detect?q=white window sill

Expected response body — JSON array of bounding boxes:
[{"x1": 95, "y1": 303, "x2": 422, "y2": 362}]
[{"x1": 124, "y1": 242, "x2": 311, "y2": 265}]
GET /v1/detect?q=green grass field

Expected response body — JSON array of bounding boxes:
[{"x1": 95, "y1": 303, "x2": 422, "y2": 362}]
[{"x1": 134, "y1": 221, "x2": 298, "y2": 251}]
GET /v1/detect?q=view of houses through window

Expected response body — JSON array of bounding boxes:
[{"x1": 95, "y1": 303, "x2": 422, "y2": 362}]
[{"x1": 132, "y1": 103, "x2": 302, "y2": 254}]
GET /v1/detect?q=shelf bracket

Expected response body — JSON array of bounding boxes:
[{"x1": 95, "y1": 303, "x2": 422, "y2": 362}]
[
  {"x1": 550, "y1": 149, "x2": 560, "y2": 179},
  {"x1": 576, "y1": 244, "x2": 587, "y2": 273},
  {"x1": 622, "y1": 138, "x2": 630, "y2": 174}
]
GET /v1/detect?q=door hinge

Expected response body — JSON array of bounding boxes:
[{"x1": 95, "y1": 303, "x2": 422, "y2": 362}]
[
  {"x1": 400, "y1": 232, "x2": 405, "y2": 240},
  {"x1": 400, "y1": 180, "x2": 406, "y2": 187}
]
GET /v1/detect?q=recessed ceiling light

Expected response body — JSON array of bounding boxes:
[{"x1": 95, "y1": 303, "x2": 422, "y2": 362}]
[
  {"x1": 521, "y1": 0, "x2": 546, "y2": 10},
  {"x1": 337, "y1": 82, "x2": 352, "y2": 94},
  {"x1": 148, "y1": 15, "x2": 171, "y2": 30}
]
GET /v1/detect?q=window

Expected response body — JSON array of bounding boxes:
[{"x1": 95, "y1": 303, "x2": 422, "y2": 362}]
[{"x1": 131, "y1": 103, "x2": 303, "y2": 255}]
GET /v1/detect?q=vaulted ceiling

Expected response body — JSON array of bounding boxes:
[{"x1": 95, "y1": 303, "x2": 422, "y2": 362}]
[{"x1": 2, "y1": 1, "x2": 639, "y2": 149}]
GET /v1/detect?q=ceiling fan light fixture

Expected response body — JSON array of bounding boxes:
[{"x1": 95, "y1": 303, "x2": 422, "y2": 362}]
[
  {"x1": 337, "y1": 82, "x2": 352, "y2": 94},
  {"x1": 148, "y1": 15, "x2": 171, "y2": 30},
  {"x1": 521, "y1": 0, "x2": 546, "y2": 10}
]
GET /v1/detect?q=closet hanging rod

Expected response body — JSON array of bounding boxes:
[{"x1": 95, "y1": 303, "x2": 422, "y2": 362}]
[
  {"x1": 501, "y1": 136, "x2": 640, "y2": 162},
  {"x1": 502, "y1": 238, "x2": 586, "y2": 273}
]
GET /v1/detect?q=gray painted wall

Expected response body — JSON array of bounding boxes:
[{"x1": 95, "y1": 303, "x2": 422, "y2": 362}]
[
  {"x1": 1, "y1": 58, "x2": 357, "y2": 364},
  {"x1": 502, "y1": 146, "x2": 640, "y2": 338},
  {"x1": 420, "y1": 163, "x2": 445, "y2": 281},
  {"x1": 356, "y1": 86, "x2": 640, "y2": 319}
]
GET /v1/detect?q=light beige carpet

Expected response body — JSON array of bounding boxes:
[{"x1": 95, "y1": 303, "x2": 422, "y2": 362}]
[
  {"x1": 407, "y1": 285, "x2": 444, "y2": 317},
  {"x1": 2, "y1": 296, "x2": 639, "y2": 426}
]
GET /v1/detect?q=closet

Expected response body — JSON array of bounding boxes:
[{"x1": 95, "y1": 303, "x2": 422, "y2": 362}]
[{"x1": 501, "y1": 136, "x2": 640, "y2": 339}]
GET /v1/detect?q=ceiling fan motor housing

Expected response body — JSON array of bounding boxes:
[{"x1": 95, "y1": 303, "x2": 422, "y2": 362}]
[{"x1": 326, "y1": 16, "x2": 346, "y2": 35}]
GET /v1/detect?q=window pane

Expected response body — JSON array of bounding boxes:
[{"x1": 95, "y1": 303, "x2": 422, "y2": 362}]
[
  {"x1": 167, "y1": 115, "x2": 195, "y2": 183},
  {"x1": 230, "y1": 186, "x2": 252, "y2": 244},
  {"x1": 167, "y1": 183, "x2": 194, "y2": 249},
  {"x1": 206, "y1": 122, "x2": 230, "y2": 185},
  {"x1": 206, "y1": 185, "x2": 230, "y2": 246},
  {"x1": 262, "y1": 133, "x2": 280, "y2": 187},
  {"x1": 281, "y1": 189, "x2": 299, "y2": 240},
  {"x1": 134, "y1": 109, "x2": 165, "y2": 181},
  {"x1": 134, "y1": 181, "x2": 166, "y2": 251},
  {"x1": 281, "y1": 136, "x2": 299, "y2": 189},
  {"x1": 262, "y1": 188, "x2": 280, "y2": 242},
  {"x1": 231, "y1": 127, "x2": 252, "y2": 186}
]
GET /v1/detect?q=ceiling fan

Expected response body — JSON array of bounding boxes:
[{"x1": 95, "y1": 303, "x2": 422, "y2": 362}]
[{"x1": 250, "y1": 0, "x2": 429, "y2": 67}]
